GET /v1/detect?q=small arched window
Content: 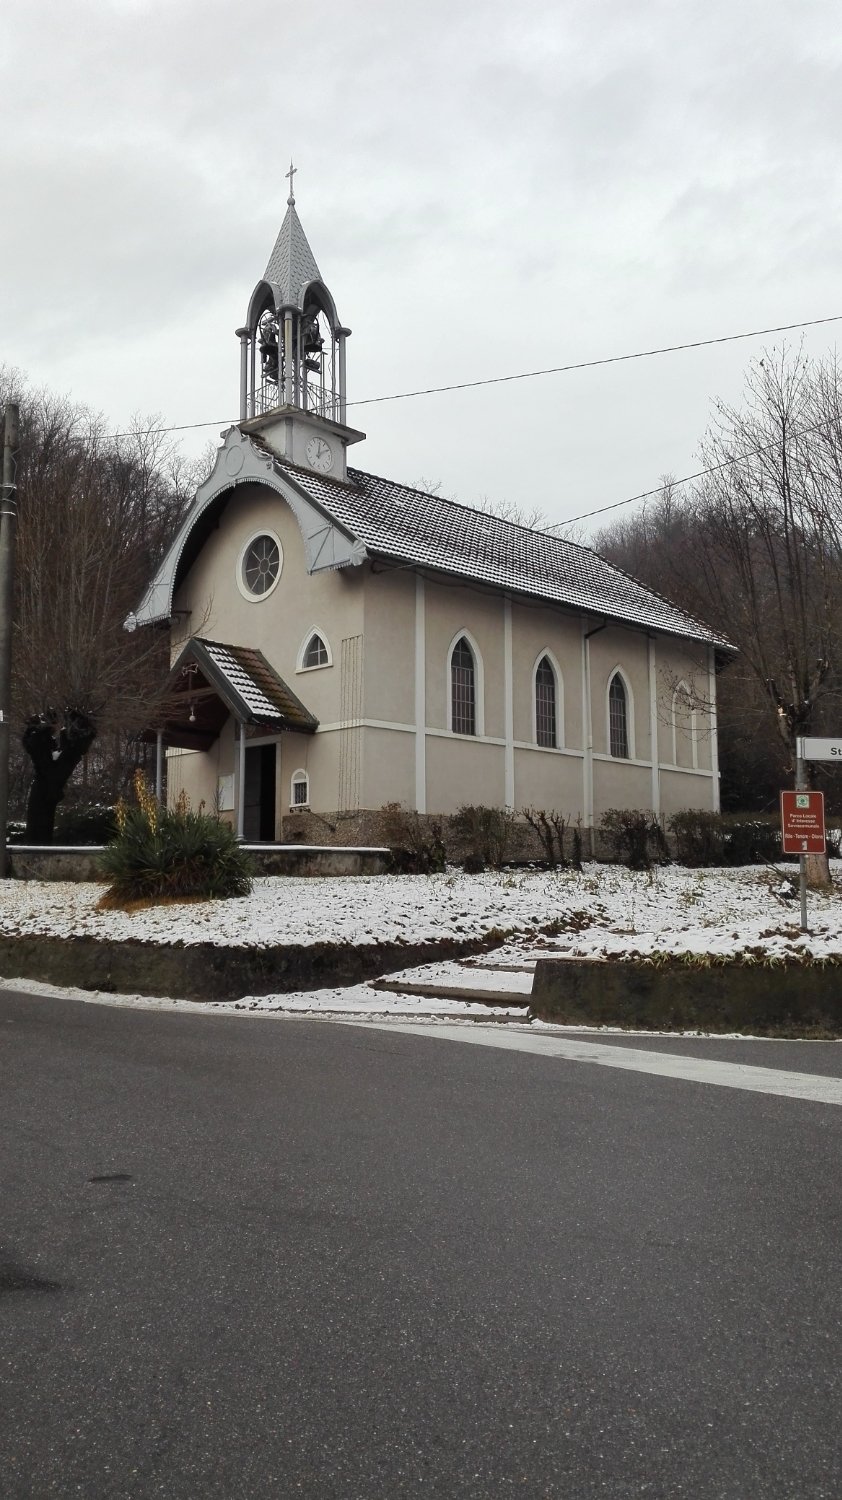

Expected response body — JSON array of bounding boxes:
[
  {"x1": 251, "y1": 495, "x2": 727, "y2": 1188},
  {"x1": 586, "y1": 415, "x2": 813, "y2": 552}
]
[
  {"x1": 290, "y1": 769, "x2": 310, "y2": 808},
  {"x1": 451, "y1": 637, "x2": 476, "y2": 736},
  {"x1": 609, "y1": 673, "x2": 630, "y2": 759},
  {"x1": 535, "y1": 656, "x2": 557, "y2": 748},
  {"x1": 303, "y1": 633, "x2": 329, "y2": 669}
]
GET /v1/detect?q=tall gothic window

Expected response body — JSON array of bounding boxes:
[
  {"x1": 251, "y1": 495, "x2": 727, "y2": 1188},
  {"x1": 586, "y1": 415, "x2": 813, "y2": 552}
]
[
  {"x1": 609, "y1": 673, "x2": 629, "y2": 758},
  {"x1": 535, "y1": 657, "x2": 557, "y2": 748},
  {"x1": 451, "y1": 637, "x2": 476, "y2": 735}
]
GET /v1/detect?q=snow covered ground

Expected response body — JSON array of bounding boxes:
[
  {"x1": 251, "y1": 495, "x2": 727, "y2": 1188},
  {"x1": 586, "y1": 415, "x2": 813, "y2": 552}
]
[
  {"x1": 0, "y1": 863, "x2": 838, "y2": 960},
  {"x1": 0, "y1": 864, "x2": 840, "y2": 1022}
]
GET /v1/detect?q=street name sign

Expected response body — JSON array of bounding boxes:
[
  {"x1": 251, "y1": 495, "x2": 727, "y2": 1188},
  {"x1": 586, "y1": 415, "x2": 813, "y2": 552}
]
[
  {"x1": 780, "y1": 790, "x2": 826, "y2": 855},
  {"x1": 797, "y1": 737, "x2": 842, "y2": 762}
]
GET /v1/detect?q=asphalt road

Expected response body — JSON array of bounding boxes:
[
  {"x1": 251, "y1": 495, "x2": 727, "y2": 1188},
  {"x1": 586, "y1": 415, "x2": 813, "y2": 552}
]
[{"x1": 3, "y1": 989, "x2": 842, "y2": 1498}]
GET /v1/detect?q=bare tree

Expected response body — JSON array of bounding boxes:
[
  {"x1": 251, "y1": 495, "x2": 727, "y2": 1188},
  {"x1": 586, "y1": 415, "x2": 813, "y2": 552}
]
[
  {"x1": 598, "y1": 348, "x2": 842, "y2": 879},
  {"x1": 2, "y1": 373, "x2": 201, "y2": 840},
  {"x1": 693, "y1": 352, "x2": 842, "y2": 765}
]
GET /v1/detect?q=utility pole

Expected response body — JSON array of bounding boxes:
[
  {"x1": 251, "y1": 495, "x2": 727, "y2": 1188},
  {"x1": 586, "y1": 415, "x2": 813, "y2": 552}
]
[{"x1": 0, "y1": 403, "x2": 20, "y2": 877}]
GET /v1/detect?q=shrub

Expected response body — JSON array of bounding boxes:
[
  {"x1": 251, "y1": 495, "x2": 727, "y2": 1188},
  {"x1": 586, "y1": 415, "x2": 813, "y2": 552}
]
[
  {"x1": 54, "y1": 803, "x2": 117, "y2": 846},
  {"x1": 379, "y1": 803, "x2": 446, "y2": 874},
  {"x1": 521, "y1": 807, "x2": 570, "y2": 867},
  {"x1": 571, "y1": 825, "x2": 583, "y2": 871},
  {"x1": 667, "y1": 809, "x2": 725, "y2": 867},
  {"x1": 600, "y1": 809, "x2": 668, "y2": 871},
  {"x1": 668, "y1": 810, "x2": 783, "y2": 867},
  {"x1": 721, "y1": 815, "x2": 780, "y2": 867},
  {"x1": 450, "y1": 804, "x2": 514, "y2": 870},
  {"x1": 100, "y1": 775, "x2": 253, "y2": 905}
]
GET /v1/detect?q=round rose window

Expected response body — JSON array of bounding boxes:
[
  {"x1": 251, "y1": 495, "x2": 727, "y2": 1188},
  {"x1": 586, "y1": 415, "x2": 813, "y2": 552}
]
[{"x1": 240, "y1": 534, "x2": 281, "y2": 598}]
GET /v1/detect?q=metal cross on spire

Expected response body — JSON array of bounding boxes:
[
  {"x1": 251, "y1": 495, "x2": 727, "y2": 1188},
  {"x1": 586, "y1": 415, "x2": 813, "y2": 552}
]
[{"x1": 285, "y1": 159, "x2": 297, "y2": 206}]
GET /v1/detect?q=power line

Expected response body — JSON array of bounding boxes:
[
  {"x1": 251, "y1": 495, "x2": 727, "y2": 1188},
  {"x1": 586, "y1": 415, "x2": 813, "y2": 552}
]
[
  {"x1": 347, "y1": 314, "x2": 842, "y2": 409},
  {"x1": 548, "y1": 417, "x2": 833, "y2": 532},
  {"x1": 109, "y1": 312, "x2": 842, "y2": 439}
]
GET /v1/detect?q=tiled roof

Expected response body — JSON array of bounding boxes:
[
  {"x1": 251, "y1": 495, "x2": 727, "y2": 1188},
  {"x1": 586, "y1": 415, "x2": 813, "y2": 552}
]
[
  {"x1": 272, "y1": 459, "x2": 730, "y2": 649},
  {"x1": 263, "y1": 203, "x2": 322, "y2": 309},
  {"x1": 189, "y1": 640, "x2": 317, "y2": 729}
]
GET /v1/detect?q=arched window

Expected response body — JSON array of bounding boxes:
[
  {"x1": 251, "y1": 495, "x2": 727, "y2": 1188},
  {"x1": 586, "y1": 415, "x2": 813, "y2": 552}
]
[
  {"x1": 451, "y1": 637, "x2": 476, "y2": 736},
  {"x1": 535, "y1": 656, "x2": 557, "y2": 748},
  {"x1": 290, "y1": 769, "x2": 310, "y2": 808},
  {"x1": 302, "y1": 632, "x2": 329, "y2": 669},
  {"x1": 609, "y1": 673, "x2": 630, "y2": 758}
]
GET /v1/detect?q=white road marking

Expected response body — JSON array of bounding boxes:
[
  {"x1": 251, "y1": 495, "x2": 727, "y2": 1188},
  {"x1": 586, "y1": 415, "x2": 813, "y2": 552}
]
[{"x1": 349, "y1": 1023, "x2": 842, "y2": 1106}]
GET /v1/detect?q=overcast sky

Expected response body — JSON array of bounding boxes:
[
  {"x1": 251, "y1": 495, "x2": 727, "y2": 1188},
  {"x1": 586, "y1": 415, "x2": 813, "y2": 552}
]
[{"x1": 3, "y1": 0, "x2": 842, "y2": 533}]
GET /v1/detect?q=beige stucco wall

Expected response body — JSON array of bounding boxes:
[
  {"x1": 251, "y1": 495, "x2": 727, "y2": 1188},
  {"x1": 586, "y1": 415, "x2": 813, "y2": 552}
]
[
  {"x1": 170, "y1": 480, "x2": 367, "y2": 821},
  {"x1": 361, "y1": 567, "x2": 416, "y2": 726},
  {"x1": 422, "y1": 578, "x2": 505, "y2": 738},
  {"x1": 588, "y1": 626, "x2": 651, "y2": 763},
  {"x1": 166, "y1": 746, "x2": 220, "y2": 814},
  {"x1": 172, "y1": 479, "x2": 364, "y2": 713},
  {"x1": 359, "y1": 727, "x2": 416, "y2": 809},
  {"x1": 426, "y1": 734, "x2": 506, "y2": 813},
  {"x1": 659, "y1": 767, "x2": 717, "y2": 819},
  {"x1": 592, "y1": 758, "x2": 653, "y2": 817},
  {"x1": 511, "y1": 601, "x2": 583, "y2": 750},
  {"x1": 166, "y1": 475, "x2": 719, "y2": 826},
  {"x1": 653, "y1": 641, "x2": 713, "y2": 775},
  {"x1": 513, "y1": 747, "x2": 585, "y2": 817}
]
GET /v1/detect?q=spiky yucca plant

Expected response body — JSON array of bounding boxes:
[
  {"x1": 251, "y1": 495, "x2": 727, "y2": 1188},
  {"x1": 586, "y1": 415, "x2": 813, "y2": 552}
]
[{"x1": 100, "y1": 772, "x2": 253, "y2": 905}]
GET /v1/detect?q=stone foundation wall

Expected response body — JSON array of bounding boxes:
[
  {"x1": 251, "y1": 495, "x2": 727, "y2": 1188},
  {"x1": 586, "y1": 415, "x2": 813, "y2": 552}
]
[
  {"x1": 8, "y1": 847, "x2": 107, "y2": 882},
  {"x1": 5, "y1": 843, "x2": 389, "y2": 882},
  {"x1": 280, "y1": 809, "x2": 594, "y2": 863}
]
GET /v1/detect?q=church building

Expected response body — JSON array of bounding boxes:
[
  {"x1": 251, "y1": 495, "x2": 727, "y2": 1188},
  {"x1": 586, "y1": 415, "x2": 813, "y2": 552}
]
[{"x1": 130, "y1": 173, "x2": 729, "y2": 844}]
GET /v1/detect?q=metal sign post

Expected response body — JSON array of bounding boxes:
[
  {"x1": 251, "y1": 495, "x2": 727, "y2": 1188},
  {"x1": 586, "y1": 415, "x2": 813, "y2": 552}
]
[{"x1": 781, "y1": 786, "x2": 826, "y2": 932}]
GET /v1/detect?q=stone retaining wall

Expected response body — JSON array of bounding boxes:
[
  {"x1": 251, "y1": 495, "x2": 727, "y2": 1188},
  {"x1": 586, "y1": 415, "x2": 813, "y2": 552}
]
[
  {"x1": 5, "y1": 844, "x2": 391, "y2": 882},
  {"x1": 0, "y1": 931, "x2": 496, "y2": 1002},
  {"x1": 531, "y1": 956, "x2": 842, "y2": 1037}
]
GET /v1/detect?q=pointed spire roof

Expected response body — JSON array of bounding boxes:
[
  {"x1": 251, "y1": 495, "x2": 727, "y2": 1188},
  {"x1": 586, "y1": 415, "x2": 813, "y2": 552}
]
[{"x1": 263, "y1": 162, "x2": 323, "y2": 309}]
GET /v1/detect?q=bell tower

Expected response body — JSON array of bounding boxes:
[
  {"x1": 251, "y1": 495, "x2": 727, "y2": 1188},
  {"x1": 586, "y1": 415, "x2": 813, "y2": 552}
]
[{"x1": 235, "y1": 164, "x2": 365, "y2": 483}]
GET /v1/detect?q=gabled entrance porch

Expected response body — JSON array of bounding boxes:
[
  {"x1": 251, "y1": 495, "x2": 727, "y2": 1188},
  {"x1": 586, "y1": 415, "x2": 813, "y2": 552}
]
[{"x1": 152, "y1": 637, "x2": 318, "y2": 841}]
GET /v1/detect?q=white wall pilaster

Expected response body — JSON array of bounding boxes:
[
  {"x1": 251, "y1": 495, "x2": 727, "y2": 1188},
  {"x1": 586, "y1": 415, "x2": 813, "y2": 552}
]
[
  {"x1": 708, "y1": 645, "x2": 721, "y2": 812},
  {"x1": 503, "y1": 598, "x2": 514, "y2": 809},
  {"x1": 415, "y1": 573, "x2": 426, "y2": 813},
  {"x1": 581, "y1": 619, "x2": 594, "y2": 847},
  {"x1": 648, "y1": 636, "x2": 660, "y2": 815}
]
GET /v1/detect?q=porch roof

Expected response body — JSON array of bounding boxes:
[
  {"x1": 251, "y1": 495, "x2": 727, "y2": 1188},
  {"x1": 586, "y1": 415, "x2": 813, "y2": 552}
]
[{"x1": 157, "y1": 638, "x2": 318, "y2": 751}]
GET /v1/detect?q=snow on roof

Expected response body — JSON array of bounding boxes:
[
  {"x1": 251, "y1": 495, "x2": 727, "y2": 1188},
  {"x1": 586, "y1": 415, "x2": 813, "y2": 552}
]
[
  {"x1": 274, "y1": 458, "x2": 731, "y2": 649},
  {"x1": 177, "y1": 639, "x2": 317, "y2": 730}
]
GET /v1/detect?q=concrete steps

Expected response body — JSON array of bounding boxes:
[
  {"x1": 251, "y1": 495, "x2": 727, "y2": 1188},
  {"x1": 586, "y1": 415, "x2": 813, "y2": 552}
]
[{"x1": 370, "y1": 959, "x2": 535, "y2": 1011}]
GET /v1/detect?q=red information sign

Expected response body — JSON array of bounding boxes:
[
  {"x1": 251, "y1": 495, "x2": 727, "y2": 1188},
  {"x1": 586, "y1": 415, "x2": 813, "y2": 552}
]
[{"x1": 780, "y1": 790, "x2": 826, "y2": 855}]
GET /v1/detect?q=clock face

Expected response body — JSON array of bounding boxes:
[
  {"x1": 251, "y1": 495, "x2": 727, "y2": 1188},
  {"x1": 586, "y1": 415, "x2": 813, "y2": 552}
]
[{"x1": 306, "y1": 436, "x2": 334, "y2": 474}]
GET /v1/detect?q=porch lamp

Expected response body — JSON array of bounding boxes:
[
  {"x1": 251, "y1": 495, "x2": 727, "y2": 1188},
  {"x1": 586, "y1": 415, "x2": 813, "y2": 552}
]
[{"x1": 182, "y1": 662, "x2": 198, "y2": 724}]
